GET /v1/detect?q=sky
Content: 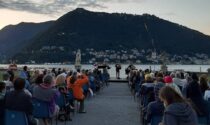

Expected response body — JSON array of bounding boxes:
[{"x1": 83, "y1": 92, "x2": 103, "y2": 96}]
[{"x1": 0, "y1": 0, "x2": 210, "y2": 35}]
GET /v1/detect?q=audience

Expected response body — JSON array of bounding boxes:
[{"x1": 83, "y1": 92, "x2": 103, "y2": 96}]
[
  {"x1": 5, "y1": 78, "x2": 37, "y2": 125},
  {"x1": 56, "y1": 74, "x2": 67, "y2": 87},
  {"x1": 2, "y1": 65, "x2": 210, "y2": 125},
  {"x1": 30, "y1": 70, "x2": 40, "y2": 84}
]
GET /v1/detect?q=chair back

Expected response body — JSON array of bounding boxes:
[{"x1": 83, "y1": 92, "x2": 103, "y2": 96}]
[
  {"x1": 56, "y1": 94, "x2": 66, "y2": 107},
  {"x1": 198, "y1": 100, "x2": 210, "y2": 125},
  {"x1": 5, "y1": 109, "x2": 28, "y2": 125},
  {"x1": 32, "y1": 98, "x2": 51, "y2": 118},
  {"x1": 67, "y1": 89, "x2": 74, "y2": 101},
  {"x1": 151, "y1": 115, "x2": 162, "y2": 125},
  {"x1": 198, "y1": 116, "x2": 208, "y2": 125},
  {"x1": 83, "y1": 84, "x2": 89, "y2": 92}
]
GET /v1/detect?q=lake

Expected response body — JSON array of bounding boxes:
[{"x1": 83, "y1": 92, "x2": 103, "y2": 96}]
[{"x1": 1, "y1": 64, "x2": 210, "y2": 78}]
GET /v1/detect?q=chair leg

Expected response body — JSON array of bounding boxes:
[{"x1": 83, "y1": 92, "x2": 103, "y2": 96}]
[{"x1": 43, "y1": 118, "x2": 49, "y2": 125}]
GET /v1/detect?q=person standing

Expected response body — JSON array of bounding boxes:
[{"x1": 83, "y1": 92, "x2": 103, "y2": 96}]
[{"x1": 115, "y1": 64, "x2": 121, "y2": 79}]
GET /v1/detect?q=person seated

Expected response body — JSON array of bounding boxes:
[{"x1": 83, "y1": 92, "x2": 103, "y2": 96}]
[
  {"x1": 181, "y1": 73, "x2": 193, "y2": 98},
  {"x1": 5, "y1": 78, "x2": 37, "y2": 125},
  {"x1": 159, "y1": 86, "x2": 198, "y2": 125},
  {"x1": 154, "y1": 73, "x2": 165, "y2": 100},
  {"x1": 88, "y1": 71, "x2": 96, "y2": 93},
  {"x1": 55, "y1": 74, "x2": 67, "y2": 88},
  {"x1": 0, "y1": 81, "x2": 6, "y2": 125},
  {"x1": 140, "y1": 74, "x2": 155, "y2": 94},
  {"x1": 199, "y1": 74, "x2": 209, "y2": 96},
  {"x1": 173, "y1": 71, "x2": 185, "y2": 90},
  {"x1": 164, "y1": 76, "x2": 182, "y2": 96},
  {"x1": 68, "y1": 73, "x2": 88, "y2": 113},
  {"x1": 140, "y1": 74, "x2": 155, "y2": 106},
  {"x1": 33, "y1": 74, "x2": 60, "y2": 119},
  {"x1": 29, "y1": 74, "x2": 44, "y2": 94},
  {"x1": 2, "y1": 73, "x2": 13, "y2": 91},
  {"x1": 186, "y1": 73, "x2": 209, "y2": 117},
  {"x1": 145, "y1": 77, "x2": 165, "y2": 123},
  {"x1": 204, "y1": 89, "x2": 210, "y2": 101}
]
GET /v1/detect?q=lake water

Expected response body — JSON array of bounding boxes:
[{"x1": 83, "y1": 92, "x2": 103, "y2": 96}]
[{"x1": 1, "y1": 64, "x2": 210, "y2": 78}]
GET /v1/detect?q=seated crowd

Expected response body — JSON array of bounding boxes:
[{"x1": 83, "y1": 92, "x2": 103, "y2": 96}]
[
  {"x1": 128, "y1": 68, "x2": 210, "y2": 125},
  {"x1": 0, "y1": 66, "x2": 110, "y2": 125}
]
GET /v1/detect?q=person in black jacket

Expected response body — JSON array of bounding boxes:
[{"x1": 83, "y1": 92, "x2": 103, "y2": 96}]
[
  {"x1": 5, "y1": 78, "x2": 37, "y2": 125},
  {"x1": 145, "y1": 76, "x2": 165, "y2": 123},
  {"x1": 186, "y1": 73, "x2": 209, "y2": 116}
]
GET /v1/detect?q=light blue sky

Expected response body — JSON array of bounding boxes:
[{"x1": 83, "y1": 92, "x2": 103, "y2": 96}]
[{"x1": 0, "y1": 0, "x2": 210, "y2": 35}]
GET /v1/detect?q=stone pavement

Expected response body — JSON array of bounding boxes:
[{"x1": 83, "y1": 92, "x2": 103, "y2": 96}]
[{"x1": 54, "y1": 83, "x2": 140, "y2": 125}]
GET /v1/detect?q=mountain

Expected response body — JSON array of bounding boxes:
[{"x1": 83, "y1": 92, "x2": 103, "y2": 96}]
[
  {"x1": 12, "y1": 8, "x2": 210, "y2": 63},
  {"x1": 0, "y1": 21, "x2": 54, "y2": 62}
]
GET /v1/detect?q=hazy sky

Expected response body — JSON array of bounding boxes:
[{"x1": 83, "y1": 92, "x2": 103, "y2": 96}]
[{"x1": 0, "y1": 0, "x2": 210, "y2": 35}]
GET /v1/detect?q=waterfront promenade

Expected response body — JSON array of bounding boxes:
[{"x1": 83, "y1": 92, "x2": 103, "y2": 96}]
[{"x1": 53, "y1": 83, "x2": 140, "y2": 125}]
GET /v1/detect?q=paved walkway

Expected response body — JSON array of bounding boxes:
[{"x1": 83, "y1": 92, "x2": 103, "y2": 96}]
[{"x1": 56, "y1": 83, "x2": 140, "y2": 125}]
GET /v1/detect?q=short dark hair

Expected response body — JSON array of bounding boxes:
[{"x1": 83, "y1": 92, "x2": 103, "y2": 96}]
[
  {"x1": 23, "y1": 66, "x2": 28, "y2": 71},
  {"x1": 70, "y1": 76, "x2": 77, "y2": 84},
  {"x1": 191, "y1": 73, "x2": 198, "y2": 81},
  {"x1": 14, "y1": 78, "x2": 25, "y2": 90}
]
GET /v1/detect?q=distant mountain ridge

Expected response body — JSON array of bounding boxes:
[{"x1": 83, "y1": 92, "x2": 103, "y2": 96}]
[
  {"x1": 0, "y1": 21, "x2": 54, "y2": 62},
  {"x1": 1, "y1": 8, "x2": 210, "y2": 63}
]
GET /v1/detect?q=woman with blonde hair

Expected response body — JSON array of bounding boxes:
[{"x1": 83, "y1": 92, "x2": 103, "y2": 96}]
[{"x1": 56, "y1": 74, "x2": 66, "y2": 87}]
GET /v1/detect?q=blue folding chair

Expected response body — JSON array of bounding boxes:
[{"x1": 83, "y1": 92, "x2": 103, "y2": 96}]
[
  {"x1": 67, "y1": 91, "x2": 74, "y2": 102},
  {"x1": 32, "y1": 98, "x2": 51, "y2": 118},
  {"x1": 198, "y1": 100, "x2": 210, "y2": 125},
  {"x1": 5, "y1": 109, "x2": 28, "y2": 125},
  {"x1": 32, "y1": 98, "x2": 53, "y2": 125},
  {"x1": 56, "y1": 94, "x2": 66, "y2": 108},
  {"x1": 198, "y1": 116, "x2": 208, "y2": 125},
  {"x1": 151, "y1": 115, "x2": 163, "y2": 125}
]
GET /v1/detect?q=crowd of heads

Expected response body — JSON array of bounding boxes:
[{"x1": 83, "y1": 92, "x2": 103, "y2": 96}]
[
  {"x1": 0, "y1": 65, "x2": 111, "y2": 125},
  {"x1": 128, "y1": 66, "x2": 210, "y2": 125}
]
